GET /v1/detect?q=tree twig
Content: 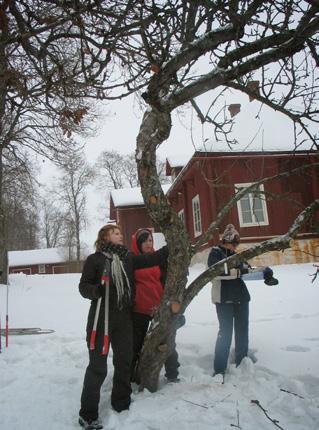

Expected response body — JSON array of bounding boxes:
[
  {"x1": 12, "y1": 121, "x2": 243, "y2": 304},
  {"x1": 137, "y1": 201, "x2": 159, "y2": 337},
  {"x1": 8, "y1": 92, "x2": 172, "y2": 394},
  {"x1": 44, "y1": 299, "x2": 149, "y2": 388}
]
[
  {"x1": 280, "y1": 388, "x2": 304, "y2": 399},
  {"x1": 251, "y1": 399, "x2": 285, "y2": 430}
]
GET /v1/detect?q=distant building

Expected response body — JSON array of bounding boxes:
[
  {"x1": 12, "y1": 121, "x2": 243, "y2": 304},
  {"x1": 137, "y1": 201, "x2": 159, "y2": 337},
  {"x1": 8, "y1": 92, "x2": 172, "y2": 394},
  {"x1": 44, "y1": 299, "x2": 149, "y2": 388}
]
[
  {"x1": 109, "y1": 185, "x2": 170, "y2": 246},
  {"x1": 8, "y1": 248, "x2": 79, "y2": 275}
]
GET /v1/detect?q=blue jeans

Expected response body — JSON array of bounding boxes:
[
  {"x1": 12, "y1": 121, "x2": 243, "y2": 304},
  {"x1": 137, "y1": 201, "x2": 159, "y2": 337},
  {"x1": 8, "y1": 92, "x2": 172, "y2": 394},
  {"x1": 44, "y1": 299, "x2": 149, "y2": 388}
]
[{"x1": 214, "y1": 302, "x2": 249, "y2": 374}]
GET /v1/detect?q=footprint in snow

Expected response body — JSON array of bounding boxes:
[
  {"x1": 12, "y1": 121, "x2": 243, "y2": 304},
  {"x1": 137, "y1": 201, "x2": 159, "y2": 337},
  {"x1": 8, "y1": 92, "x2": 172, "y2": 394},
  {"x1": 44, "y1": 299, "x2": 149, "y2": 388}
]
[{"x1": 282, "y1": 345, "x2": 311, "y2": 352}]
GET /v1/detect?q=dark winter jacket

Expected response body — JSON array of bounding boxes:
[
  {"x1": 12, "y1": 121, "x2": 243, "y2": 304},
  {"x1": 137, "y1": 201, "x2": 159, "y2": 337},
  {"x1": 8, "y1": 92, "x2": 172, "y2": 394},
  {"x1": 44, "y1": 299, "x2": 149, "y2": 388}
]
[
  {"x1": 207, "y1": 245, "x2": 250, "y2": 304},
  {"x1": 131, "y1": 230, "x2": 167, "y2": 316},
  {"x1": 79, "y1": 247, "x2": 168, "y2": 344}
]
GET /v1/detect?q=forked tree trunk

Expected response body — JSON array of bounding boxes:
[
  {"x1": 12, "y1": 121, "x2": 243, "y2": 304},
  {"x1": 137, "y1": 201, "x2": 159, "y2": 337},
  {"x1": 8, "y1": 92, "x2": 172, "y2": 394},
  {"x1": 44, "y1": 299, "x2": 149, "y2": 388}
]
[{"x1": 136, "y1": 108, "x2": 192, "y2": 392}]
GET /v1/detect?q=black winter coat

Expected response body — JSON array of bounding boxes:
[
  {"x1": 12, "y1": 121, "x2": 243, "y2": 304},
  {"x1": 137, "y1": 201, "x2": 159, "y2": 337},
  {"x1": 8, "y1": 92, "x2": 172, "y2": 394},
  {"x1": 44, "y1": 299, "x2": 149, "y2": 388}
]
[
  {"x1": 207, "y1": 245, "x2": 250, "y2": 304},
  {"x1": 79, "y1": 247, "x2": 168, "y2": 344}
]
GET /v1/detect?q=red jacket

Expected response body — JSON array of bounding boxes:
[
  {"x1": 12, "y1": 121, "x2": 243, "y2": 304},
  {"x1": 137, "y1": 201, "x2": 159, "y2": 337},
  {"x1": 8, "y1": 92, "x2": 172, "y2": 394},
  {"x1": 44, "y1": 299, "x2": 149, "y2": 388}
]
[{"x1": 131, "y1": 229, "x2": 164, "y2": 316}]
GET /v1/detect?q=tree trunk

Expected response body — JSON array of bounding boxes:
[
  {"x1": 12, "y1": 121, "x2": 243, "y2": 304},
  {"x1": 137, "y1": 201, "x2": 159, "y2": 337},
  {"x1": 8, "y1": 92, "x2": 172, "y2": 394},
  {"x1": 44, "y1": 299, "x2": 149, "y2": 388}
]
[{"x1": 136, "y1": 108, "x2": 192, "y2": 391}]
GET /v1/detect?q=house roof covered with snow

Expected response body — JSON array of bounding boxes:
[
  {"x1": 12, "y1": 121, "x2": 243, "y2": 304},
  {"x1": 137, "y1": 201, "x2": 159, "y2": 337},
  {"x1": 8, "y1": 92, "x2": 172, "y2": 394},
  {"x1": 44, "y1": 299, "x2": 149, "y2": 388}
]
[
  {"x1": 8, "y1": 248, "x2": 67, "y2": 267},
  {"x1": 111, "y1": 184, "x2": 171, "y2": 208}
]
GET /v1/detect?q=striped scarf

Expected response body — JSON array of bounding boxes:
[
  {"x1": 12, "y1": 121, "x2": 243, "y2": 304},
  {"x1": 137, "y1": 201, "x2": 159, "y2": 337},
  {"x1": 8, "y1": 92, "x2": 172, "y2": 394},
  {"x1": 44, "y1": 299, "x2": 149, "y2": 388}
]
[
  {"x1": 90, "y1": 242, "x2": 131, "y2": 355},
  {"x1": 101, "y1": 241, "x2": 131, "y2": 308}
]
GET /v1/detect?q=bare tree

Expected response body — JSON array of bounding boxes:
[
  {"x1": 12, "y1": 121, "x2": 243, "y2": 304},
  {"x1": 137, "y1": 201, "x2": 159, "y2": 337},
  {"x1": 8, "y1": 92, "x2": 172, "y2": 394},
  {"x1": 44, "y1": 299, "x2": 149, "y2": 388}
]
[
  {"x1": 95, "y1": 149, "x2": 170, "y2": 191},
  {"x1": 40, "y1": 194, "x2": 66, "y2": 248},
  {"x1": 2, "y1": 151, "x2": 39, "y2": 250},
  {"x1": 0, "y1": 0, "x2": 143, "y2": 279},
  {"x1": 55, "y1": 148, "x2": 94, "y2": 261}
]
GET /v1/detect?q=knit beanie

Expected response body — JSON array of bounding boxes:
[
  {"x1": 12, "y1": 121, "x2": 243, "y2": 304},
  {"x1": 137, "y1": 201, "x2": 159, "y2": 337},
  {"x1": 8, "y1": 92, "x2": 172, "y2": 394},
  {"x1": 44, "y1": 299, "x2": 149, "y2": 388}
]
[
  {"x1": 221, "y1": 224, "x2": 240, "y2": 244},
  {"x1": 136, "y1": 229, "x2": 152, "y2": 253}
]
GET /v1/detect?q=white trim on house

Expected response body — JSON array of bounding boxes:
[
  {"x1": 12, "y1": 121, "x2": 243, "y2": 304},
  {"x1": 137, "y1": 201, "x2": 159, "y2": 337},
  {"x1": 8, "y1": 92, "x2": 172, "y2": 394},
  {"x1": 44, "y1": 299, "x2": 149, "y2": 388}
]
[
  {"x1": 38, "y1": 264, "x2": 46, "y2": 274},
  {"x1": 178, "y1": 208, "x2": 185, "y2": 225},
  {"x1": 235, "y1": 182, "x2": 269, "y2": 227},
  {"x1": 11, "y1": 267, "x2": 32, "y2": 274},
  {"x1": 192, "y1": 194, "x2": 202, "y2": 237}
]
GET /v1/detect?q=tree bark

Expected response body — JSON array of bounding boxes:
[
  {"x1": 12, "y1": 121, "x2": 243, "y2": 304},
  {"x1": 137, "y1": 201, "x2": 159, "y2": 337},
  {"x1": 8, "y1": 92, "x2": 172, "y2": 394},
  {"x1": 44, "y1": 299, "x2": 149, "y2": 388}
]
[{"x1": 136, "y1": 108, "x2": 192, "y2": 391}]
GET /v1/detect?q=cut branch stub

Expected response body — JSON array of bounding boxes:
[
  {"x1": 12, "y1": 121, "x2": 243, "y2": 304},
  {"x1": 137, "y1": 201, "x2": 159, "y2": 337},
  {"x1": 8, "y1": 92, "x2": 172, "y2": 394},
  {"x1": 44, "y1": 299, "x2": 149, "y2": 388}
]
[
  {"x1": 228, "y1": 103, "x2": 241, "y2": 117},
  {"x1": 247, "y1": 80, "x2": 260, "y2": 101},
  {"x1": 158, "y1": 343, "x2": 168, "y2": 352},
  {"x1": 170, "y1": 301, "x2": 181, "y2": 314},
  {"x1": 149, "y1": 195, "x2": 157, "y2": 204}
]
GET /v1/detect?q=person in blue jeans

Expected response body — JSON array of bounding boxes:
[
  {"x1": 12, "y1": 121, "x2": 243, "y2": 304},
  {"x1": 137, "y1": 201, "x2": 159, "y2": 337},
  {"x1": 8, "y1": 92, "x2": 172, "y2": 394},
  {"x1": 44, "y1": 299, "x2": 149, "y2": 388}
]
[{"x1": 207, "y1": 224, "x2": 277, "y2": 381}]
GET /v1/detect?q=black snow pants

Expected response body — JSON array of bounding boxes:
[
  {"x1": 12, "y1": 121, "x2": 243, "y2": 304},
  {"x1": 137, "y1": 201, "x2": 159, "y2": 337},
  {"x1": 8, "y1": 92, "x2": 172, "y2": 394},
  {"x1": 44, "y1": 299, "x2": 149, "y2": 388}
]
[
  {"x1": 79, "y1": 310, "x2": 133, "y2": 421},
  {"x1": 131, "y1": 312, "x2": 180, "y2": 381}
]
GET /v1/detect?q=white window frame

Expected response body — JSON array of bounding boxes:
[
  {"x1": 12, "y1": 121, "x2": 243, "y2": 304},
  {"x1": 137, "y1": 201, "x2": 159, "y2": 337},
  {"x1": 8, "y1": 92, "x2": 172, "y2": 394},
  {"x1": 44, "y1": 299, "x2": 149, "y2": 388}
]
[
  {"x1": 235, "y1": 182, "x2": 269, "y2": 227},
  {"x1": 178, "y1": 208, "x2": 185, "y2": 225},
  {"x1": 38, "y1": 264, "x2": 46, "y2": 274},
  {"x1": 192, "y1": 194, "x2": 202, "y2": 237}
]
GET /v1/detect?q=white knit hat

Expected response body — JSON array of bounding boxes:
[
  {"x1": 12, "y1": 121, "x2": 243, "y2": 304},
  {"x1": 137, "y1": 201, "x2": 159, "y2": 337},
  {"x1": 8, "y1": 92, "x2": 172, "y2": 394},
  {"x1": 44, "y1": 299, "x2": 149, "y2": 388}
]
[{"x1": 222, "y1": 224, "x2": 240, "y2": 244}]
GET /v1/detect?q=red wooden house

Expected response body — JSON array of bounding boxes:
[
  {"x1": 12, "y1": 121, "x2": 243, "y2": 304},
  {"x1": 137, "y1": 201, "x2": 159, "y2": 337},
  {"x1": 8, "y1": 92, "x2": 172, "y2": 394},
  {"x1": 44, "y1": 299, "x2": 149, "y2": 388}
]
[
  {"x1": 110, "y1": 150, "x2": 318, "y2": 265},
  {"x1": 166, "y1": 149, "x2": 318, "y2": 265},
  {"x1": 8, "y1": 248, "x2": 70, "y2": 275}
]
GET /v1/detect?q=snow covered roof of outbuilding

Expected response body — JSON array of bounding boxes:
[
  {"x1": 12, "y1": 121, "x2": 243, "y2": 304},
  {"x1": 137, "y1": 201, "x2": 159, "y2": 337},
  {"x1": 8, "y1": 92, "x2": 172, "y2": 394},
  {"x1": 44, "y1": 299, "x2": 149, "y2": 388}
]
[
  {"x1": 111, "y1": 184, "x2": 171, "y2": 208},
  {"x1": 166, "y1": 153, "x2": 192, "y2": 168},
  {"x1": 8, "y1": 248, "x2": 67, "y2": 267}
]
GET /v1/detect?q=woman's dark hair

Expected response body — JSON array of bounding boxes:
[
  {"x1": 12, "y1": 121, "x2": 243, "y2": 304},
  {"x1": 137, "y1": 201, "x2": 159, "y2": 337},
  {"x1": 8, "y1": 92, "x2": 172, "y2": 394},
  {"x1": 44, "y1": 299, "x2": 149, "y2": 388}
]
[{"x1": 136, "y1": 229, "x2": 152, "y2": 253}]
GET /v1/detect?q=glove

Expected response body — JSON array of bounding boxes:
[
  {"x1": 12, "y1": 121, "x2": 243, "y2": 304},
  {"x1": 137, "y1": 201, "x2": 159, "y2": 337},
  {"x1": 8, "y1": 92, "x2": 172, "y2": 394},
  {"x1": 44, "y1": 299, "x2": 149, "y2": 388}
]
[
  {"x1": 230, "y1": 268, "x2": 241, "y2": 278},
  {"x1": 263, "y1": 267, "x2": 279, "y2": 286}
]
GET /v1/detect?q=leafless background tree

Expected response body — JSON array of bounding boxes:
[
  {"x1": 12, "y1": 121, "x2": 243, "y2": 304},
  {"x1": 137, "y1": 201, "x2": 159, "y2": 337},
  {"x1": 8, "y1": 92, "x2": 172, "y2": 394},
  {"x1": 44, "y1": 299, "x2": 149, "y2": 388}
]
[
  {"x1": 0, "y1": 0, "x2": 141, "y2": 279},
  {"x1": 40, "y1": 193, "x2": 67, "y2": 249},
  {"x1": 2, "y1": 151, "x2": 39, "y2": 250},
  {"x1": 95, "y1": 149, "x2": 170, "y2": 190},
  {"x1": 54, "y1": 149, "x2": 95, "y2": 261}
]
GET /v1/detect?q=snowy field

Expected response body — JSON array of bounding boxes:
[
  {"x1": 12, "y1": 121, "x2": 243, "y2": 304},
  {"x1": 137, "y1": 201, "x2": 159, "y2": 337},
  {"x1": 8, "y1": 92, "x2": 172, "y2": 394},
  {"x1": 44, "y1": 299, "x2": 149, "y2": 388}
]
[{"x1": 0, "y1": 262, "x2": 319, "y2": 430}]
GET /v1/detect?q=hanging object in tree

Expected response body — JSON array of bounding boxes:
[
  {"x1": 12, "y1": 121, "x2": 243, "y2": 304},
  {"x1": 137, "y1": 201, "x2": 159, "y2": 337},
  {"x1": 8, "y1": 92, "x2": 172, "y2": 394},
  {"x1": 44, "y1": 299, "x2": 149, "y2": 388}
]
[{"x1": 228, "y1": 103, "x2": 241, "y2": 117}]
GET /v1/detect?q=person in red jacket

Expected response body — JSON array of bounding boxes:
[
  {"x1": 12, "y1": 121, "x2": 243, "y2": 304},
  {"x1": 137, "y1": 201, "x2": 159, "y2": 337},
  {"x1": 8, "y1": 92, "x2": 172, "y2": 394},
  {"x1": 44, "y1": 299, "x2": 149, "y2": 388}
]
[{"x1": 131, "y1": 228, "x2": 184, "y2": 383}]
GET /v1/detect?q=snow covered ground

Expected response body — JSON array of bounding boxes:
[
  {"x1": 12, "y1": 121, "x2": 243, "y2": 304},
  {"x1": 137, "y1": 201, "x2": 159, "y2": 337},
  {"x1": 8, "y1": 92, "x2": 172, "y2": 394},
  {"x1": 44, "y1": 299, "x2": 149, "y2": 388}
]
[{"x1": 0, "y1": 262, "x2": 319, "y2": 430}]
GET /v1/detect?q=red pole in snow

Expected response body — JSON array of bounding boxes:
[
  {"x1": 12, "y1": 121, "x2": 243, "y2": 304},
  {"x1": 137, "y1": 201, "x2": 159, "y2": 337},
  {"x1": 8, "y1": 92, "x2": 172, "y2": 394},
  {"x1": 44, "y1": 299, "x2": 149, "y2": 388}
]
[{"x1": 6, "y1": 283, "x2": 8, "y2": 348}]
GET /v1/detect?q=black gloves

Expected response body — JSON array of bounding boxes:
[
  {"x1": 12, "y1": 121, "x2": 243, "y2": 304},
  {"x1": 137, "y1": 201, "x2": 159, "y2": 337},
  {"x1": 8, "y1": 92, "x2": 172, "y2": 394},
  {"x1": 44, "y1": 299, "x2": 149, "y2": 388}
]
[{"x1": 263, "y1": 267, "x2": 279, "y2": 286}]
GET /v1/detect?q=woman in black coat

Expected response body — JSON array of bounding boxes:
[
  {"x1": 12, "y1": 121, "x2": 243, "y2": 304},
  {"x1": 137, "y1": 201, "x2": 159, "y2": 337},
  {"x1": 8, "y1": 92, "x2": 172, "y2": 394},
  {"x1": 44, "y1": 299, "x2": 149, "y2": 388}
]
[
  {"x1": 207, "y1": 224, "x2": 250, "y2": 381},
  {"x1": 78, "y1": 224, "x2": 168, "y2": 430}
]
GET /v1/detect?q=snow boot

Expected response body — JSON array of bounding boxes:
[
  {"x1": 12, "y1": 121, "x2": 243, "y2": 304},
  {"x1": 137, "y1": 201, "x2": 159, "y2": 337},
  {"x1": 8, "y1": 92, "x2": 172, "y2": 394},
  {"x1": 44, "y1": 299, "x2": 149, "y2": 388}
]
[
  {"x1": 78, "y1": 416, "x2": 103, "y2": 430},
  {"x1": 166, "y1": 377, "x2": 180, "y2": 383},
  {"x1": 212, "y1": 372, "x2": 225, "y2": 384}
]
